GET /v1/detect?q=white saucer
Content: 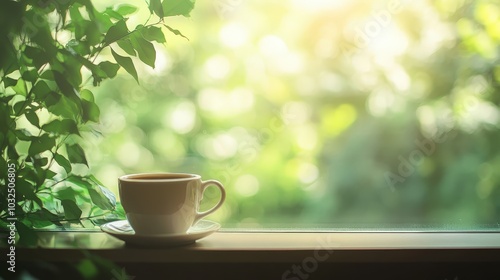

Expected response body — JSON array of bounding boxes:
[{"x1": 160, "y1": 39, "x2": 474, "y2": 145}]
[{"x1": 100, "y1": 220, "x2": 220, "y2": 246}]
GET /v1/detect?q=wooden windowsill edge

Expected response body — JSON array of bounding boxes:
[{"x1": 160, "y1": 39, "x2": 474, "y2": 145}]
[{"x1": 3, "y1": 231, "x2": 500, "y2": 263}]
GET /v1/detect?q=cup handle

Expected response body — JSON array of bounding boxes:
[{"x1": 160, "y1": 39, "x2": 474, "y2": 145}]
[{"x1": 194, "y1": 180, "x2": 226, "y2": 225}]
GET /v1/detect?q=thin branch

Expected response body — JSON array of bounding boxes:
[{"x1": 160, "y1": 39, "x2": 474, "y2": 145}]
[
  {"x1": 90, "y1": 19, "x2": 163, "y2": 64},
  {"x1": 45, "y1": 135, "x2": 69, "y2": 172},
  {"x1": 49, "y1": 210, "x2": 114, "y2": 223},
  {"x1": 47, "y1": 176, "x2": 70, "y2": 188}
]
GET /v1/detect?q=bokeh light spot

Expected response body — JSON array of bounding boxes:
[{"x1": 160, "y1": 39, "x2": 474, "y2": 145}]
[{"x1": 235, "y1": 174, "x2": 260, "y2": 197}]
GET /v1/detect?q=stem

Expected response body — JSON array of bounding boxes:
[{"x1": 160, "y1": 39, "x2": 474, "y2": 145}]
[
  {"x1": 48, "y1": 176, "x2": 70, "y2": 188},
  {"x1": 52, "y1": 211, "x2": 113, "y2": 223},
  {"x1": 144, "y1": 12, "x2": 154, "y2": 26},
  {"x1": 36, "y1": 189, "x2": 51, "y2": 194},
  {"x1": 45, "y1": 135, "x2": 69, "y2": 172},
  {"x1": 7, "y1": 81, "x2": 35, "y2": 129},
  {"x1": 34, "y1": 134, "x2": 70, "y2": 193},
  {"x1": 90, "y1": 19, "x2": 163, "y2": 64}
]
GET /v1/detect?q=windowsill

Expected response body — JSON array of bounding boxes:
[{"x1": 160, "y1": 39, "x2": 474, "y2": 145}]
[
  {"x1": 5, "y1": 231, "x2": 500, "y2": 263},
  {"x1": 4, "y1": 231, "x2": 500, "y2": 279}
]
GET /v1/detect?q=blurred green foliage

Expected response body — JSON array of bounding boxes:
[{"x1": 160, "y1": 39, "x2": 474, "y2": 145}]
[{"x1": 89, "y1": 0, "x2": 500, "y2": 230}]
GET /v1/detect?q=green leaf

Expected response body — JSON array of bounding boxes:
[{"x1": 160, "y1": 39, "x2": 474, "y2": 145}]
[
  {"x1": 111, "y1": 48, "x2": 138, "y2": 82},
  {"x1": 66, "y1": 143, "x2": 88, "y2": 166},
  {"x1": 82, "y1": 99, "x2": 100, "y2": 123},
  {"x1": 61, "y1": 199, "x2": 82, "y2": 221},
  {"x1": 66, "y1": 39, "x2": 91, "y2": 56},
  {"x1": 116, "y1": 4, "x2": 138, "y2": 16},
  {"x1": 89, "y1": 175, "x2": 117, "y2": 209},
  {"x1": 85, "y1": 20, "x2": 104, "y2": 46},
  {"x1": 4, "y1": 77, "x2": 17, "y2": 88},
  {"x1": 7, "y1": 144, "x2": 19, "y2": 163},
  {"x1": 0, "y1": 94, "x2": 15, "y2": 105},
  {"x1": 33, "y1": 163, "x2": 48, "y2": 185},
  {"x1": 45, "y1": 169, "x2": 57, "y2": 179},
  {"x1": 104, "y1": 7, "x2": 124, "y2": 20},
  {"x1": 88, "y1": 187, "x2": 115, "y2": 210},
  {"x1": 13, "y1": 101, "x2": 26, "y2": 115},
  {"x1": 59, "y1": 53, "x2": 83, "y2": 88},
  {"x1": 41, "y1": 208, "x2": 62, "y2": 225},
  {"x1": 80, "y1": 89, "x2": 95, "y2": 102},
  {"x1": 47, "y1": 95, "x2": 80, "y2": 120},
  {"x1": 88, "y1": 174, "x2": 104, "y2": 186},
  {"x1": 104, "y1": 20, "x2": 129, "y2": 45},
  {"x1": 113, "y1": 202, "x2": 126, "y2": 219},
  {"x1": 53, "y1": 71, "x2": 79, "y2": 101},
  {"x1": 164, "y1": 24, "x2": 189, "y2": 40},
  {"x1": 15, "y1": 129, "x2": 33, "y2": 141},
  {"x1": 117, "y1": 38, "x2": 136, "y2": 56},
  {"x1": 98, "y1": 61, "x2": 120, "y2": 78},
  {"x1": 54, "y1": 153, "x2": 72, "y2": 173},
  {"x1": 150, "y1": 0, "x2": 164, "y2": 17},
  {"x1": 43, "y1": 90, "x2": 59, "y2": 104},
  {"x1": 28, "y1": 134, "x2": 55, "y2": 156},
  {"x1": 6, "y1": 130, "x2": 18, "y2": 148},
  {"x1": 1, "y1": 54, "x2": 18, "y2": 77},
  {"x1": 130, "y1": 33, "x2": 156, "y2": 68},
  {"x1": 0, "y1": 102, "x2": 9, "y2": 129},
  {"x1": 89, "y1": 67, "x2": 107, "y2": 86},
  {"x1": 57, "y1": 187, "x2": 77, "y2": 200},
  {"x1": 0, "y1": 157, "x2": 6, "y2": 181},
  {"x1": 24, "y1": 46, "x2": 48, "y2": 69},
  {"x1": 16, "y1": 178, "x2": 36, "y2": 200},
  {"x1": 22, "y1": 69, "x2": 38, "y2": 83},
  {"x1": 17, "y1": 221, "x2": 38, "y2": 247},
  {"x1": 32, "y1": 81, "x2": 52, "y2": 101},
  {"x1": 100, "y1": 186, "x2": 117, "y2": 207},
  {"x1": 67, "y1": 175, "x2": 91, "y2": 188},
  {"x1": 42, "y1": 119, "x2": 79, "y2": 135},
  {"x1": 27, "y1": 11, "x2": 58, "y2": 58},
  {"x1": 13, "y1": 79, "x2": 27, "y2": 96},
  {"x1": 27, "y1": 208, "x2": 62, "y2": 227},
  {"x1": 25, "y1": 111, "x2": 40, "y2": 128},
  {"x1": 69, "y1": 5, "x2": 84, "y2": 38},
  {"x1": 42, "y1": 208, "x2": 61, "y2": 221},
  {"x1": 94, "y1": 9, "x2": 114, "y2": 33},
  {"x1": 162, "y1": 0, "x2": 195, "y2": 17},
  {"x1": 34, "y1": 156, "x2": 49, "y2": 167},
  {"x1": 142, "y1": 26, "x2": 166, "y2": 43},
  {"x1": 26, "y1": 9, "x2": 57, "y2": 53},
  {"x1": 40, "y1": 70, "x2": 55, "y2": 80},
  {"x1": 66, "y1": 175, "x2": 116, "y2": 211}
]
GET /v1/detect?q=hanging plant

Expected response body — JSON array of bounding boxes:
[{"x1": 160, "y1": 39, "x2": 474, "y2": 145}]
[{"x1": 0, "y1": 0, "x2": 195, "y2": 245}]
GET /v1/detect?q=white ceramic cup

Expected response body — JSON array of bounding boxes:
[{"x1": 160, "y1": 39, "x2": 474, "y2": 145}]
[{"x1": 118, "y1": 173, "x2": 226, "y2": 235}]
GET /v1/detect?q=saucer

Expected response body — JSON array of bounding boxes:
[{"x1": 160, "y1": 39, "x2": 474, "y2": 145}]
[{"x1": 100, "y1": 220, "x2": 220, "y2": 246}]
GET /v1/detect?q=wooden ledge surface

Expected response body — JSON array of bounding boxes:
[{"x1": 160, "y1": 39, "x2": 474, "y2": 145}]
[{"x1": 2, "y1": 231, "x2": 500, "y2": 263}]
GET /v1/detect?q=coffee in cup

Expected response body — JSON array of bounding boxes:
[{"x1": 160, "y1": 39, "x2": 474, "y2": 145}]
[{"x1": 118, "y1": 173, "x2": 226, "y2": 235}]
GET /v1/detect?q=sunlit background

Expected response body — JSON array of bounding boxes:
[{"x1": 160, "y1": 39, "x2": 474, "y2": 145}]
[{"x1": 88, "y1": 0, "x2": 500, "y2": 230}]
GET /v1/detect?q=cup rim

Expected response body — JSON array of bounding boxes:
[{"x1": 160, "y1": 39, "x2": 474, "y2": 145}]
[{"x1": 119, "y1": 172, "x2": 201, "y2": 182}]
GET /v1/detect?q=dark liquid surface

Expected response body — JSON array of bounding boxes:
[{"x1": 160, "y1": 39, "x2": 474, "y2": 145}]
[{"x1": 124, "y1": 173, "x2": 196, "y2": 180}]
